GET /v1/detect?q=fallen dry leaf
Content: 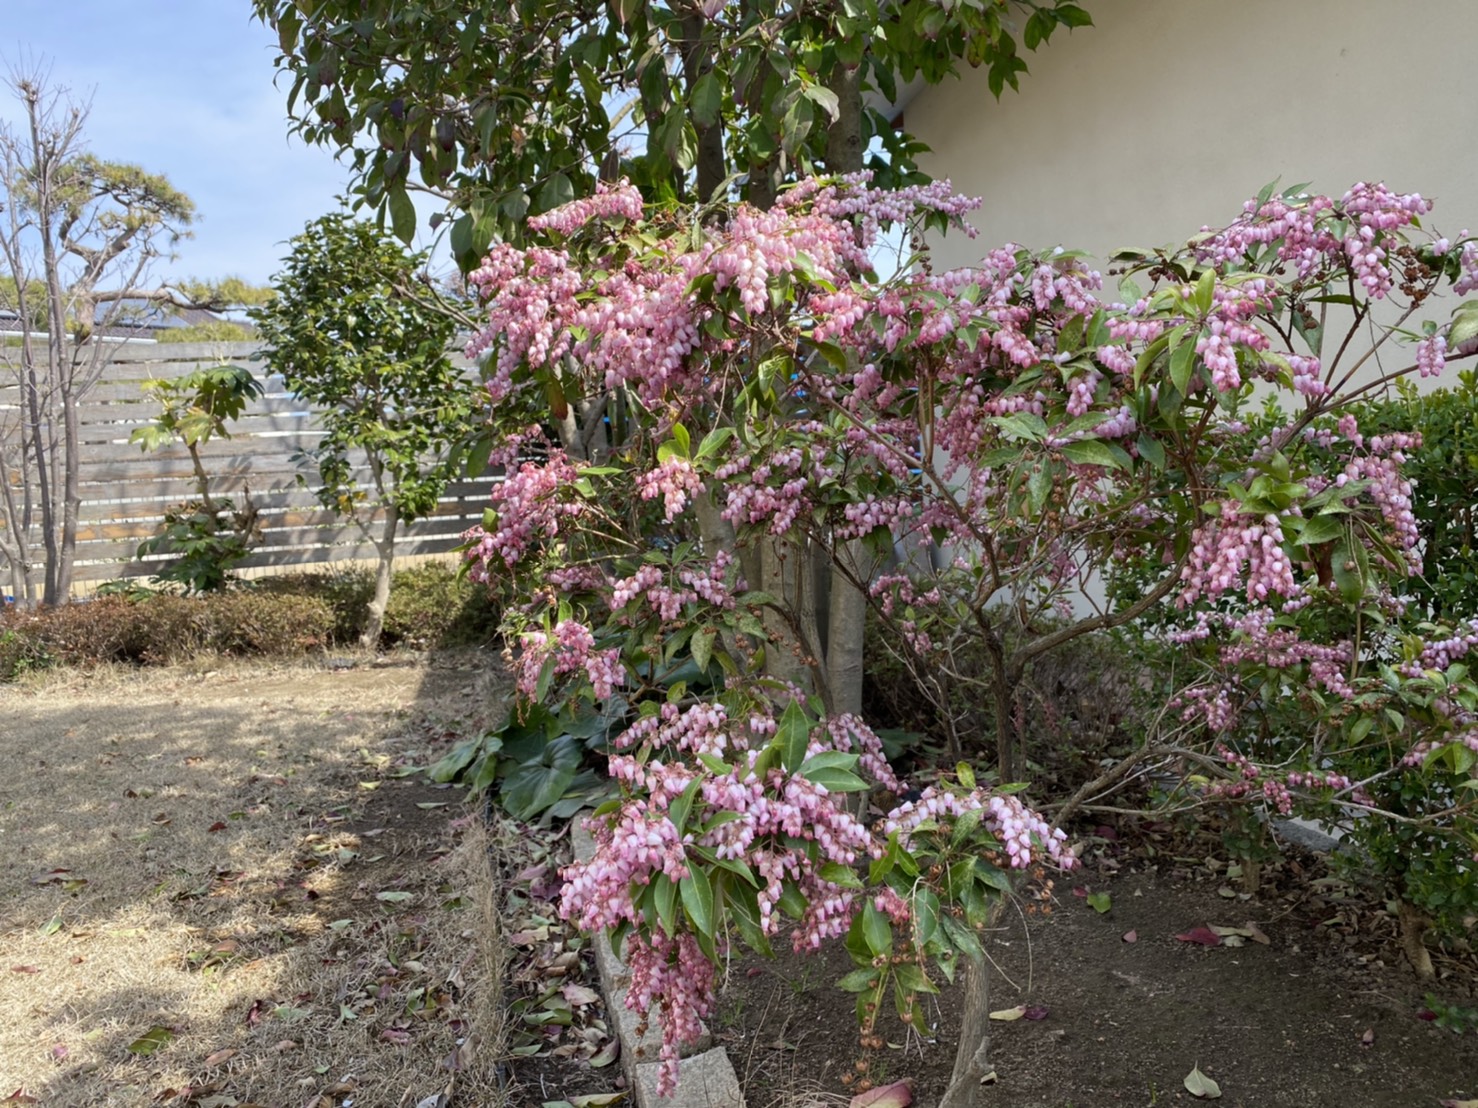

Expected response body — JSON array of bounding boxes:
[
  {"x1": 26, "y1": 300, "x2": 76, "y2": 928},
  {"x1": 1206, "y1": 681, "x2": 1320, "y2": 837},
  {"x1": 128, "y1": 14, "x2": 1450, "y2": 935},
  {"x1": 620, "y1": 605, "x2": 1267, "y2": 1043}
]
[
  {"x1": 850, "y1": 1078, "x2": 913, "y2": 1108},
  {"x1": 1175, "y1": 926, "x2": 1222, "y2": 947},
  {"x1": 1359, "y1": 1029, "x2": 1374, "y2": 1048},
  {"x1": 203, "y1": 1048, "x2": 237, "y2": 1068},
  {"x1": 568, "y1": 1094, "x2": 625, "y2": 1108},
  {"x1": 562, "y1": 983, "x2": 601, "y2": 1007},
  {"x1": 988, "y1": 1005, "x2": 1026, "y2": 1021},
  {"x1": 1183, "y1": 1064, "x2": 1222, "y2": 1099}
]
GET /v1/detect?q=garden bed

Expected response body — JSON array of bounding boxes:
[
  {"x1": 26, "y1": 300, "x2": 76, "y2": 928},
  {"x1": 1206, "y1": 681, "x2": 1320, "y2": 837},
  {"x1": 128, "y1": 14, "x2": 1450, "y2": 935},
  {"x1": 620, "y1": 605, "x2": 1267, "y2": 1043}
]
[{"x1": 718, "y1": 836, "x2": 1478, "y2": 1108}]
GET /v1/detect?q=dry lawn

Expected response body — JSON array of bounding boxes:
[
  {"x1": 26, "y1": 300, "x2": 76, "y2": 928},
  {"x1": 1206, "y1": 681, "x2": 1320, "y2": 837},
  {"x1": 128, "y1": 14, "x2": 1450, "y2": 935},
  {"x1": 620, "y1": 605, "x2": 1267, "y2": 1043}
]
[{"x1": 0, "y1": 657, "x2": 508, "y2": 1108}]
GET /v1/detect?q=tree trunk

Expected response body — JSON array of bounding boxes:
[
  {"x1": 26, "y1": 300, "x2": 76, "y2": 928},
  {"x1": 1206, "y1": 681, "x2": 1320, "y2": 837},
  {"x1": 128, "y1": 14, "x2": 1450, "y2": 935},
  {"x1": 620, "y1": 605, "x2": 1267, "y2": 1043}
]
[
  {"x1": 680, "y1": 7, "x2": 725, "y2": 204},
  {"x1": 56, "y1": 369, "x2": 80, "y2": 600},
  {"x1": 827, "y1": 538, "x2": 869, "y2": 717},
  {"x1": 188, "y1": 441, "x2": 213, "y2": 503},
  {"x1": 760, "y1": 538, "x2": 815, "y2": 692},
  {"x1": 33, "y1": 96, "x2": 70, "y2": 605},
  {"x1": 1397, "y1": 899, "x2": 1434, "y2": 980},
  {"x1": 818, "y1": 64, "x2": 869, "y2": 718},
  {"x1": 938, "y1": 953, "x2": 993, "y2": 1108},
  {"x1": 21, "y1": 350, "x2": 57, "y2": 604},
  {"x1": 362, "y1": 501, "x2": 399, "y2": 651}
]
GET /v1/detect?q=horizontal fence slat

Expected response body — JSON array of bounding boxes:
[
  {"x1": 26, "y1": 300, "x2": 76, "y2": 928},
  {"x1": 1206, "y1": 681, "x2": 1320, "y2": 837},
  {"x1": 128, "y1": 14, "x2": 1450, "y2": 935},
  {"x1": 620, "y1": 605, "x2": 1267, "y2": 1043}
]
[
  {"x1": 3, "y1": 341, "x2": 504, "y2": 595},
  {"x1": 71, "y1": 498, "x2": 486, "y2": 543},
  {"x1": 74, "y1": 478, "x2": 500, "y2": 520},
  {"x1": 78, "y1": 433, "x2": 327, "y2": 464}
]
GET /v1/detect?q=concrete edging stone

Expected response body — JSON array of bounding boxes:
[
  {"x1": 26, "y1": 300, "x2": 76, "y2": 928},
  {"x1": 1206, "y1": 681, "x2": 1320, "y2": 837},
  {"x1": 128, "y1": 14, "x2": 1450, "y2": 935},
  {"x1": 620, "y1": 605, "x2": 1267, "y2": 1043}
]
[{"x1": 571, "y1": 822, "x2": 744, "y2": 1108}]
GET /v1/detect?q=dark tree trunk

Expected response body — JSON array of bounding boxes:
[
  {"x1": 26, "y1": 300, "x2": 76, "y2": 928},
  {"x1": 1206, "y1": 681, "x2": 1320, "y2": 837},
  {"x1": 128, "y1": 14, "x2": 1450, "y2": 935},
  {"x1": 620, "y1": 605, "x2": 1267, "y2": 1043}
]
[{"x1": 680, "y1": 8, "x2": 725, "y2": 203}]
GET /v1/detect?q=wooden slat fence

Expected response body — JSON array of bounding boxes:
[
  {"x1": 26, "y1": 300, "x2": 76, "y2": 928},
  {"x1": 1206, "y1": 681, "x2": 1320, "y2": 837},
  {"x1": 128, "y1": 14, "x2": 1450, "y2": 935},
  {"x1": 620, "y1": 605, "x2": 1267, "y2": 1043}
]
[{"x1": 0, "y1": 341, "x2": 499, "y2": 588}]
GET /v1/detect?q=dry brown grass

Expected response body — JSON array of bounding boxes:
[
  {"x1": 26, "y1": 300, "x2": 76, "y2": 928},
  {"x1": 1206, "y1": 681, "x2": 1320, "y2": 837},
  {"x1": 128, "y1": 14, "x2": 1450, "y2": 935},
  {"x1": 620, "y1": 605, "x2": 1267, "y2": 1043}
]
[{"x1": 0, "y1": 656, "x2": 509, "y2": 1107}]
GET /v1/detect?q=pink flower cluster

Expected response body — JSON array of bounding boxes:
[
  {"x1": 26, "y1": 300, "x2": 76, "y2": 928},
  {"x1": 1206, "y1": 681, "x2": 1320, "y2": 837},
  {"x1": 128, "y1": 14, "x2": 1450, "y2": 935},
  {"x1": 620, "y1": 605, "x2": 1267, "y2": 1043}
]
[
  {"x1": 561, "y1": 693, "x2": 906, "y2": 1086},
  {"x1": 638, "y1": 455, "x2": 704, "y2": 521},
  {"x1": 1179, "y1": 505, "x2": 1298, "y2": 607},
  {"x1": 882, "y1": 786, "x2": 1074, "y2": 871},
  {"x1": 716, "y1": 446, "x2": 826, "y2": 535},
  {"x1": 527, "y1": 179, "x2": 644, "y2": 235},
  {"x1": 625, "y1": 931, "x2": 714, "y2": 1095},
  {"x1": 1208, "y1": 748, "x2": 1370, "y2": 811},
  {"x1": 462, "y1": 450, "x2": 584, "y2": 578},
  {"x1": 516, "y1": 619, "x2": 624, "y2": 700}
]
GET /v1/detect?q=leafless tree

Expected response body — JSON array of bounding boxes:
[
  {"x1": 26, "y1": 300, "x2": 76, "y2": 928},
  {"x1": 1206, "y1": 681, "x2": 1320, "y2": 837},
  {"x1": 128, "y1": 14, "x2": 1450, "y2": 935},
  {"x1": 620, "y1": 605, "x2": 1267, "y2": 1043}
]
[{"x1": 0, "y1": 66, "x2": 199, "y2": 603}]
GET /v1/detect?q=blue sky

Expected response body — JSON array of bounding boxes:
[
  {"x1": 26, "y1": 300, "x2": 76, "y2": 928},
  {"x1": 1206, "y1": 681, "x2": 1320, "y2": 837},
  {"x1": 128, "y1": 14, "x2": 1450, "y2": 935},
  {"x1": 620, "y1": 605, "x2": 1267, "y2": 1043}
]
[{"x1": 5, "y1": 2, "x2": 355, "y2": 287}]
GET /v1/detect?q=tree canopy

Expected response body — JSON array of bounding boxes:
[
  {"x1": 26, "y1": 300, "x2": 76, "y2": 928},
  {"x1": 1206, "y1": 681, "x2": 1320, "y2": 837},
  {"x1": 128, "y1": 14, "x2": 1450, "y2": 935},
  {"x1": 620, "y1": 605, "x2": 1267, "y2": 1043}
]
[{"x1": 252, "y1": 0, "x2": 1090, "y2": 260}]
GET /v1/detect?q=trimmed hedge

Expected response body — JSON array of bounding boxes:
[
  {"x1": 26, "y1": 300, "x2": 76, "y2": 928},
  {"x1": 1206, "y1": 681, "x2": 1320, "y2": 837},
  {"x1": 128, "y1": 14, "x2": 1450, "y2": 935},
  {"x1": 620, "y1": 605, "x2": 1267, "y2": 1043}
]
[
  {"x1": 0, "y1": 591, "x2": 335, "y2": 680},
  {"x1": 252, "y1": 562, "x2": 500, "y2": 649}
]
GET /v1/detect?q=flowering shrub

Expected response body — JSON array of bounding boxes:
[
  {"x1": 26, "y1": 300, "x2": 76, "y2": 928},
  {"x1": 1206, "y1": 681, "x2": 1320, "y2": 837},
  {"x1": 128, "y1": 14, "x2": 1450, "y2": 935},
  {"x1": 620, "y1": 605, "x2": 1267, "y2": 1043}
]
[{"x1": 460, "y1": 175, "x2": 1478, "y2": 1090}]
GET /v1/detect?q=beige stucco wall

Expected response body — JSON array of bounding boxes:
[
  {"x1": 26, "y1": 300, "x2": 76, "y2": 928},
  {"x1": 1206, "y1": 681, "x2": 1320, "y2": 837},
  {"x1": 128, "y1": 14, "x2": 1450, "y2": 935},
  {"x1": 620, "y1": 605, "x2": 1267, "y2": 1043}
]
[{"x1": 909, "y1": 0, "x2": 1478, "y2": 272}]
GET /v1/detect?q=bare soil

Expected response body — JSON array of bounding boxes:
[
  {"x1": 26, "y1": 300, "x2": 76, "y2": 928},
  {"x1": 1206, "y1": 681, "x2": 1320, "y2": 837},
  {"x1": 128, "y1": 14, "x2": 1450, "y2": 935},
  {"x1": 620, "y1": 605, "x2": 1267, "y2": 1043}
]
[
  {"x1": 0, "y1": 656, "x2": 507, "y2": 1108},
  {"x1": 721, "y1": 844, "x2": 1478, "y2": 1108}
]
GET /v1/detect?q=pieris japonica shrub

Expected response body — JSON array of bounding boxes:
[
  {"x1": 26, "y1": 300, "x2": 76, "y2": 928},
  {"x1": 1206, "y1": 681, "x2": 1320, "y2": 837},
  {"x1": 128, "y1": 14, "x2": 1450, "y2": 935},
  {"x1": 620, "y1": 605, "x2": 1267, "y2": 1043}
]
[{"x1": 460, "y1": 175, "x2": 1478, "y2": 1094}]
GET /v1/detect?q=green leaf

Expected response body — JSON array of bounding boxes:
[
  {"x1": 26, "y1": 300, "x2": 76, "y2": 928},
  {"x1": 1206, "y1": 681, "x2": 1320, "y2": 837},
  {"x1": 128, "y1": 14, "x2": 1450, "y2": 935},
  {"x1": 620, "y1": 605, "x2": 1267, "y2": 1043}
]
[
  {"x1": 1183, "y1": 1064, "x2": 1222, "y2": 1099},
  {"x1": 1086, "y1": 891, "x2": 1112, "y2": 914},
  {"x1": 894, "y1": 961, "x2": 938, "y2": 995},
  {"x1": 654, "y1": 873, "x2": 678, "y2": 935},
  {"x1": 1169, "y1": 337, "x2": 1196, "y2": 395},
  {"x1": 817, "y1": 862, "x2": 864, "y2": 889},
  {"x1": 1060, "y1": 439, "x2": 1126, "y2": 470},
  {"x1": 1136, "y1": 435, "x2": 1167, "y2": 471},
  {"x1": 1296, "y1": 513, "x2": 1344, "y2": 547},
  {"x1": 1055, "y1": 3, "x2": 1093, "y2": 27},
  {"x1": 992, "y1": 412, "x2": 1048, "y2": 442},
  {"x1": 680, "y1": 864, "x2": 715, "y2": 939},
  {"x1": 1194, "y1": 269, "x2": 1216, "y2": 315},
  {"x1": 912, "y1": 888, "x2": 941, "y2": 951},
  {"x1": 1448, "y1": 301, "x2": 1478, "y2": 350},
  {"x1": 1027, "y1": 465, "x2": 1053, "y2": 513},
  {"x1": 777, "y1": 700, "x2": 811, "y2": 774},
  {"x1": 803, "y1": 767, "x2": 869, "y2": 792},
  {"x1": 696, "y1": 426, "x2": 734, "y2": 459},
  {"x1": 499, "y1": 754, "x2": 579, "y2": 820},
  {"x1": 801, "y1": 83, "x2": 840, "y2": 121},
  {"x1": 939, "y1": 912, "x2": 984, "y2": 961},
  {"x1": 950, "y1": 805, "x2": 985, "y2": 849},
  {"x1": 837, "y1": 967, "x2": 881, "y2": 993},
  {"x1": 388, "y1": 184, "x2": 416, "y2": 245},
  {"x1": 690, "y1": 71, "x2": 722, "y2": 128},
  {"x1": 126, "y1": 1025, "x2": 175, "y2": 1056},
  {"x1": 801, "y1": 751, "x2": 861, "y2": 774},
  {"x1": 668, "y1": 778, "x2": 702, "y2": 836},
  {"x1": 690, "y1": 627, "x2": 715, "y2": 673},
  {"x1": 1331, "y1": 538, "x2": 1364, "y2": 603},
  {"x1": 861, "y1": 899, "x2": 892, "y2": 957}
]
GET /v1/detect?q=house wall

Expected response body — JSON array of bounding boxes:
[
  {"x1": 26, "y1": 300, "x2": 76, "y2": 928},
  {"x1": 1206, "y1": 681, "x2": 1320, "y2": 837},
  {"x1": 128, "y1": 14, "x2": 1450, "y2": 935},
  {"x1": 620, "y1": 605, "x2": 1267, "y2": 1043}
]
[{"x1": 909, "y1": 0, "x2": 1478, "y2": 272}]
